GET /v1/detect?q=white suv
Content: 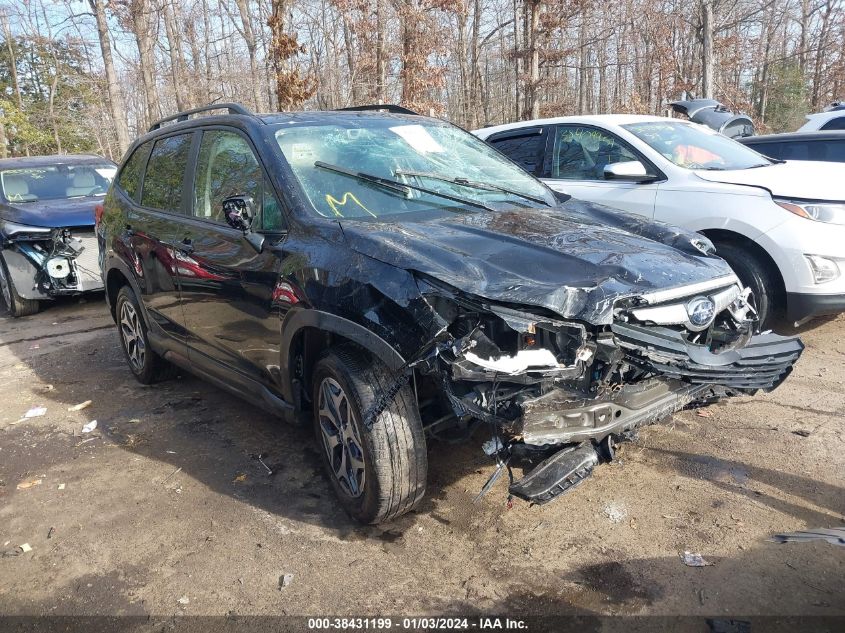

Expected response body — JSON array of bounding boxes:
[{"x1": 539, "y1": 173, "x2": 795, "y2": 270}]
[
  {"x1": 474, "y1": 115, "x2": 845, "y2": 327},
  {"x1": 798, "y1": 108, "x2": 845, "y2": 132}
]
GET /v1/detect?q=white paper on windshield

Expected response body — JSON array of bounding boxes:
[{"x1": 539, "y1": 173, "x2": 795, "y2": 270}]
[{"x1": 389, "y1": 125, "x2": 444, "y2": 154}]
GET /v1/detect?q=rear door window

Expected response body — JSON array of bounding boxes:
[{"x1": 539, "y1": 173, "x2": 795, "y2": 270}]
[
  {"x1": 141, "y1": 133, "x2": 193, "y2": 212},
  {"x1": 486, "y1": 128, "x2": 545, "y2": 174},
  {"x1": 117, "y1": 141, "x2": 151, "y2": 201}
]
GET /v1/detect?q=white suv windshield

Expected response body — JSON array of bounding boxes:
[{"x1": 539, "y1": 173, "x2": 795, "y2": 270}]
[
  {"x1": 623, "y1": 121, "x2": 771, "y2": 171},
  {"x1": 274, "y1": 118, "x2": 555, "y2": 219}
]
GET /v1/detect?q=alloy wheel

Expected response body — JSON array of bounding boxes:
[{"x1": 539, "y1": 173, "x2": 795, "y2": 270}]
[
  {"x1": 119, "y1": 300, "x2": 146, "y2": 372},
  {"x1": 317, "y1": 377, "x2": 366, "y2": 498}
]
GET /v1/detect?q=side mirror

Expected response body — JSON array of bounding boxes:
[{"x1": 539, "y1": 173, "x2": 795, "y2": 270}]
[
  {"x1": 603, "y1": 161, "x2": 655, "y2": 182},
  {"x1": 222, "y1": 195, "x2": 256, "y2": 232}
]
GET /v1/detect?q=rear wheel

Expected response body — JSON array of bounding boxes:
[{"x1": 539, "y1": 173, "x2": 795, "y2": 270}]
[
  {"x1": 312, "y1": 344, "x2": 427, "y2": 524},
  {"x1": 115, "y1": 285, "x2": 177, "y2": 384},
  {"x1": 714, "y1": 242, "x2": 780, "y2": 329},
  {"x1": 0, "y1": 252, "x2": 39, "y2": 318}
]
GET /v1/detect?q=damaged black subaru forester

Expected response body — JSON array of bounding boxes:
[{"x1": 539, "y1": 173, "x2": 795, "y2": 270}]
[{"x1": 99, "y1": 104, "x2": 803, "y2": 524}]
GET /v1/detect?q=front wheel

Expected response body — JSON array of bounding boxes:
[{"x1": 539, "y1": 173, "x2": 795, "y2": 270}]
[
  {"x1": 714, "y1": 242, "x2": 780, "y2": 329},
  {"x1": 0, "y1": 252, "x2": 40, "y2": 317},
  {"x1": 312, "y1": 344, "x2": 427, "y2": 524}
]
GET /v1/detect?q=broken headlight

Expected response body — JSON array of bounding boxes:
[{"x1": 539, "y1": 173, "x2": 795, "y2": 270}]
[
  {"x1": 415, "y1": 274, "x2": 589, "y2": 378},
  {"x1": 0, "y1": 219, "x2": 52, "y2": 239}
]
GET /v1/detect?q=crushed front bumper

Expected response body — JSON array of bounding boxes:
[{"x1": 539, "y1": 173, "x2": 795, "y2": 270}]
[
  {"x1": 519, "y1": 379, "x2": 708, "y2": 446},
  {"x1": 516, "y1": 326, "x2": 803, "y2": 447}
]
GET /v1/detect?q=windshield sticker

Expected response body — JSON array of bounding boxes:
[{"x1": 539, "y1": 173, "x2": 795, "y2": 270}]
[
  {"x1": 325, "y1": 192, "x2": 377, "y2": 218},
  {"x1": 290, "y1": 143, "x2": 317, "y2": 163},
  {"x1": 390, "y1": 125, "x2": 444, "y2": 154}
]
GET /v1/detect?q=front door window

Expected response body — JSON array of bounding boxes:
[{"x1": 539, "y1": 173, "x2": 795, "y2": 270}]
[
  {"x1": 551, "y1": 126, "x2": 638, "y2": 180},
  {"x1": 192, "y1": 130, "x2": 286, "y2": 231}
]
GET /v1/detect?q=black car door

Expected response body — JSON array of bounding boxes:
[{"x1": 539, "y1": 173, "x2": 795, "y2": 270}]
[
  {"x1": 125, "y1": 132, "x2": 196, "y2": 341},
  {"x1": 179, "y1": 126, "x2": 288, "y2": 391}
]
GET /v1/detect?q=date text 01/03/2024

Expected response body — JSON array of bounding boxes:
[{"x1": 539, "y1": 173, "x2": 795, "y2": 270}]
[{"x1": 306, "y1": 617, "x2": 528, "y2": 630}]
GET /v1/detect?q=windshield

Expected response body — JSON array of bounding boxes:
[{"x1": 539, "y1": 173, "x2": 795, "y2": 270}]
[
  {"x1": 622, "y1": 121, "x2": 771, "y2": 170},
  {"x1": 273, "y1": 117, "x2": 555, "y2": 219},
  {"x1": 0, "y1": 163, "x2": 117, "y2": 203}
]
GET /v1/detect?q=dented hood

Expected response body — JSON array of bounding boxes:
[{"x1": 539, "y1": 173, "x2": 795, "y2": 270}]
[
  {"x1": 0, "y1": 196, "x2": 99, "y2": 229},
  {"x1": 340, "y1": 199, "x2": 735, "y2": 324},
  {"x1": 694, "y1": 161, "x2": 845, "y2": 201}
]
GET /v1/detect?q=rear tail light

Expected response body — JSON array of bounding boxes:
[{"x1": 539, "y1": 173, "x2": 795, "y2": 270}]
[{"x1": 94, "y1": 204, "x2": 105, "y2": 227}]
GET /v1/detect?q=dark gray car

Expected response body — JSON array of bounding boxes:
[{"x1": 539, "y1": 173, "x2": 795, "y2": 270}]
[{"x1": 739, "y1": 131, "x2": 845, "y2": 164}]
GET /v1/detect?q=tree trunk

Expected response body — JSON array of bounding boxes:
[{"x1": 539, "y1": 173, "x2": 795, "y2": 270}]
[
  {"x1": 235, "y1": 0, "x2": 263, "y2": 110},
  {"x1": 131, "y1": 0, "x2": 160, "y2": 127},
  {"x1": 161, "y1": 0, "x2": 190, "y2": 111},
  {"x1": 524, "y1": 0, "x2": 540, "y2": 119},
  {"x1": 1, "y1": 13, "x2": 23, "y2": 109},
  {"x1": 90, "y1": 0, "x2": 130, "y2": 155},
  {"x1": 701, "y1": 0, "x2": 714, "y2": 98},
  {"x1": 375, "y1": 0, "x2": 386, "y2": 103}
]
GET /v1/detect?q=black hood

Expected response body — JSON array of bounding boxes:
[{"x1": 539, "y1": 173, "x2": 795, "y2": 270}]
[
  {"x1": 0, "y1": 196, "x2": 100, "y2": 229},
  {"x1": 339, "y1": 199, "x2": 735, "y2": 324}
]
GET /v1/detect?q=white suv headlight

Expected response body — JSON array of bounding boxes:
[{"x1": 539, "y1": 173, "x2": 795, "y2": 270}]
[{"x1": 775, "y1": 198, "x2": 845, "y2": 225}]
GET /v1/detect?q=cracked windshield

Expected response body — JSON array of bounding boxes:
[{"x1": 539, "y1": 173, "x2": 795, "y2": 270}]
[{"x1": 274, "y1": 118, "x2": 555, "y2": 219}]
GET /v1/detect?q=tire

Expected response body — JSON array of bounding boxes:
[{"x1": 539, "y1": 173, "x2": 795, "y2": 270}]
[
  {"x1": 714, "y1": 242, "x2": 780, "y2": 329},
  {"x1": 312, "y1": 344, "x2": 427, "y2": 524},
  {"x1": 0, "y1": 252, "x2": 39, "y2": 317},
  {"x1": 115, "y1": 285, "x2": 177, "y2": 384}
]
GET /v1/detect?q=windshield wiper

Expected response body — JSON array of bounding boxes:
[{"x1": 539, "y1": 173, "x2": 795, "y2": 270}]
[
  {"x1": 394, "y1": 169, "x2": 552, "y2": 207},
  {"x1": 314, "y1": 161, "x2": 496, "y2": 212}
]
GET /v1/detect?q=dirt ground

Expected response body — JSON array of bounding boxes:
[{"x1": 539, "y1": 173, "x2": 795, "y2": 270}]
[{"x1": 0, "y1": 295, "x2": 843, "y2": 625}]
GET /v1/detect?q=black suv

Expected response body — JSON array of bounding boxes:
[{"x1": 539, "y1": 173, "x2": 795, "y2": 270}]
[{"x1": 99, "y1": 103, "x2": 803, "y2": 524}]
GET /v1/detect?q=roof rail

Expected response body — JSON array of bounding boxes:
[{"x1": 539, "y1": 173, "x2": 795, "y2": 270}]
[
  {"x1": 148, "y1": 103, "x2": 253, "y2": 132},
  {"x1": 336, "y1": 104, "x2": 420, "y2": 116}
]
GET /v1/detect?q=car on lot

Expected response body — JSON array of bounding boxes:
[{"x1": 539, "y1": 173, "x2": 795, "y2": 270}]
[
  {"x1": 0, "y1": 154, "x2": 116, "y2": 316},
  {"x1": 797, "y1": 105, "x2": 845, "y2": 132},
  {"x1": 738, "y1": 131, "x2": 845, "y2": 164},
  {"x1": 474, "y1": 115, "x2": 845, "y2": 328},
  {"x1": 99, "y1": 103, "x2": 802, "y2": 524}
]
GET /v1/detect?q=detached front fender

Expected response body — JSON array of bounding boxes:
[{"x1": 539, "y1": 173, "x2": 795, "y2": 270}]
[{"x1": 1, "y1": 248, "x2": 49, "y2": 300}]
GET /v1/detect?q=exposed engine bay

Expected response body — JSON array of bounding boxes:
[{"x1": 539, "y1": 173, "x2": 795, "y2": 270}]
[
  {"x1": 403, "y1": 273, "x2": 803, "y2": 505},
  {"x1": 1, "y1": 226, "x2": 103, "y2": 299}
]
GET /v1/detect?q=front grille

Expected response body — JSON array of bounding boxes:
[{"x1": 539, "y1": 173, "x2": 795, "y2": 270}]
[{"x1": 611, "y1": 322, "x2": 803, "y2": 392}]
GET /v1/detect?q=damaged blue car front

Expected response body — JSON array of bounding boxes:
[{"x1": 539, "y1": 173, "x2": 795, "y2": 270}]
[{"x1": 0, "y1": 154, "x2": 115, "y2": 316}]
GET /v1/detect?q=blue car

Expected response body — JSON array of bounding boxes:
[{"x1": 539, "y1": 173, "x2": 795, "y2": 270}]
[{"x1": 0, "y1": 154, "x2": 116, "y2": 316}]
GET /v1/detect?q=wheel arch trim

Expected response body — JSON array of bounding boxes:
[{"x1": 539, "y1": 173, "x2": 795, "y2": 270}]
[{"x1": 279, "y1": 308, "x2": 406, "y2": 404}]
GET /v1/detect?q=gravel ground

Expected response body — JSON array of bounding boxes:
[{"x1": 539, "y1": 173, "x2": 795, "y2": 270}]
[{"x1": 0, "y1": 296, "x2": 843, "y2": 625}]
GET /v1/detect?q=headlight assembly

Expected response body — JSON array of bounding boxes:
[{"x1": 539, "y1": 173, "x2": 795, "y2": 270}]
[
  {"x1": 0, "y1": 219, "x2": 52, "y2": 237},
  {"x1": 774, "y1": 198, "x2": 845, "y2": 225}
]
